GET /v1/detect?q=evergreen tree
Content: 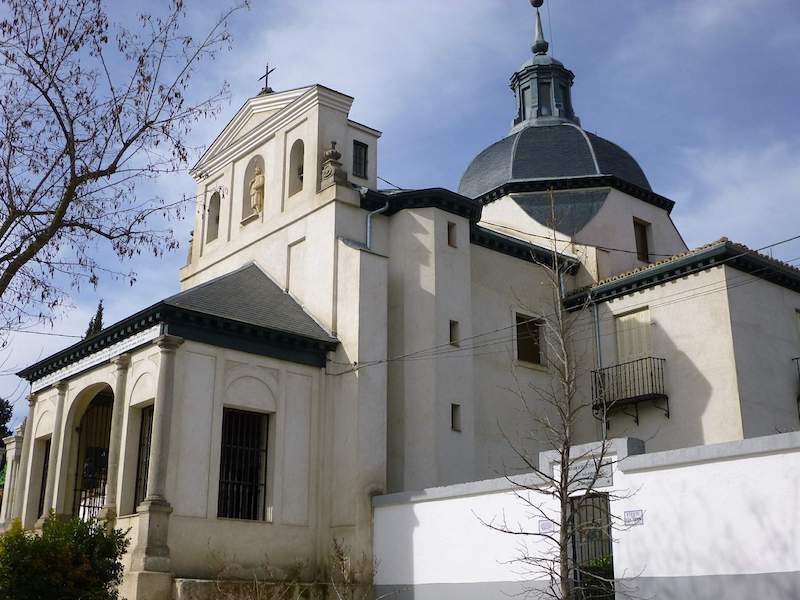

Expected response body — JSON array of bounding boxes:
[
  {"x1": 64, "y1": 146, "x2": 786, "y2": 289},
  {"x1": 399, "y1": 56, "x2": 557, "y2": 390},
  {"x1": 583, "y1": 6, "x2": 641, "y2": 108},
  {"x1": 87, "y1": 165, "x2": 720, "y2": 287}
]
[{"x1": 84, "y1": 301, "x2": 104, "y2": 339}]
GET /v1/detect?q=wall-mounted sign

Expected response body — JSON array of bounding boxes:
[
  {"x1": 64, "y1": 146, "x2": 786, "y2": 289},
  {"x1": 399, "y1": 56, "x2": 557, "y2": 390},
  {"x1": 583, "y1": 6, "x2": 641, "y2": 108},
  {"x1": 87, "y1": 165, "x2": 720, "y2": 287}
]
[
  {"x1": 539, "y1": 519, "x2": 556, "y2": 534},
  {"x1": 624, "y1": 509, "x2": 644, "y2": 527}
]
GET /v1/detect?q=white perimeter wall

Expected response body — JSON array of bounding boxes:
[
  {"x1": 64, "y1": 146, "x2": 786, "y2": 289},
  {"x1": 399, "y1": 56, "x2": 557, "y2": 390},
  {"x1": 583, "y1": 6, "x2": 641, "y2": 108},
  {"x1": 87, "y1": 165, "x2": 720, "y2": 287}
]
[{"x1": 373, "y1": 433, "x2": 800, "y2": 596}]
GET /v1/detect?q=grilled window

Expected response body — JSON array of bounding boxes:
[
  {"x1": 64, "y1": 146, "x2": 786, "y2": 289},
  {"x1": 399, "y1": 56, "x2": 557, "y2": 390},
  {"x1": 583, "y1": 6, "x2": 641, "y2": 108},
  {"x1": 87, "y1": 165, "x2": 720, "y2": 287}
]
[
  {"x1": 633, "y1": 218, "x2": 650, "y2": 263},
  {"x1": 37, "y1": 438, "x2": 51, "y2": 519},
  {"x1": 516, "y1": 313, "x2": 544, "y2": 365},
  {"x1": 570, "y1": 493, "x2": 615, "y2": 599},
  {"x1": 218, "y1": 408, "x2": 268, "y2": 521},
  {"x1": 133, "y1": 406, "x2": 154, "y2": 510},
  {"x1": 353, "y1": 141, "x2": 368, "y2": 179},
  {"x1": 73, "y1": 393, "x2": 113, "y2": 520}
]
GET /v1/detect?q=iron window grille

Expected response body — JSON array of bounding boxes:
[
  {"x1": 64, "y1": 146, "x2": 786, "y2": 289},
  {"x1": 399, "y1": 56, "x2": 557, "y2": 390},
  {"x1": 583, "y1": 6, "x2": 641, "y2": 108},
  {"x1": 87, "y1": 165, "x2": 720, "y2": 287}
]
[
  {"x1": 133, "y1": 405, "x2": 154, "y2": 510},
  {"x1": 217, "y1": 408, "x2": 269, "y2": 521},
  {"x1": 353, "y1": 141, "x2": 368, "y2": 179},
  {"x1": 37, "y1": 438, "x2": 51, "y2": 519},
  {"x1": 73, "y1": 393, "x2": 113, "y2": 520},
  {"x1": 570, "y1": 493, "x2": 615, "y2": 600}
]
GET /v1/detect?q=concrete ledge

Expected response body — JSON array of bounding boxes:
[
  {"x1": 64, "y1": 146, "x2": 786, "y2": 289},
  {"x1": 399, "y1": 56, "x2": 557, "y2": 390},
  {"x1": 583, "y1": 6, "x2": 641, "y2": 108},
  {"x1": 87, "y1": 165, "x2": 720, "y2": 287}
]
[
  {"x1": 619, "y1": 431, "x2": 800, "y2": 473},
  {"x1": 373, "y1": 472, "x2": 547, "y2": 508}
]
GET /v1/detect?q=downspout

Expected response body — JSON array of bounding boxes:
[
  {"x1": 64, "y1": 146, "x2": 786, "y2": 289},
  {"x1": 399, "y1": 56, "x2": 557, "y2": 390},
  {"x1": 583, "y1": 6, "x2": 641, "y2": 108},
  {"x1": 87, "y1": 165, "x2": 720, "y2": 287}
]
[
  {"x1": 364, "y1": 192, "x2": 390, "y2": 251},
  {"x1": 592, "y1": 293, "x2": 603, "y2": 369}
]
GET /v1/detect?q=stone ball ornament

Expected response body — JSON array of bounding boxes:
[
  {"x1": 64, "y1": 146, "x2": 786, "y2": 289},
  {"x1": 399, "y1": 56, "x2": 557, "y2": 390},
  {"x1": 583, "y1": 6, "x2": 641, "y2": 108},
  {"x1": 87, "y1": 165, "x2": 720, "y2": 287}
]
[{"x1": 530, "y1": 0, "x2": 544, "y2": 7}]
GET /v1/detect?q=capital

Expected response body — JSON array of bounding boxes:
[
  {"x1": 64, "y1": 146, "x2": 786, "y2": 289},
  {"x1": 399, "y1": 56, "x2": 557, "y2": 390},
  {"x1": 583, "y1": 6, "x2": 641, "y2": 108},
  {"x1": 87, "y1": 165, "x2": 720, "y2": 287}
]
[
  {"x1": 155, "y1": 334, "x2": 183, "y2": 352},
  {"x1": 55, "y1": 381, "x2": 68, "y2": 395},
  {"x1": 110, "y1": 353, "x2": 131, "y2": 369},
  {"x1": 27, "y1": 394, "x2": 36, "y2": 407}
]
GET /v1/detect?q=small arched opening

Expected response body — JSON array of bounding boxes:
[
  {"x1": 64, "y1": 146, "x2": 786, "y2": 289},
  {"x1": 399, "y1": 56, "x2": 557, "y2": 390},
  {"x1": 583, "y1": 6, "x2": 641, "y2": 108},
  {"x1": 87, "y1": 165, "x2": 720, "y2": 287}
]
[
  {"x1": 288, "y1": 139, "x2": 304, "y2": 197},
  {"x1": 206, "y1": 191, "x2": 221, "y2": 242},
  {"x1": 242, "y1": 155, "x2": 265, "y2": 221}
]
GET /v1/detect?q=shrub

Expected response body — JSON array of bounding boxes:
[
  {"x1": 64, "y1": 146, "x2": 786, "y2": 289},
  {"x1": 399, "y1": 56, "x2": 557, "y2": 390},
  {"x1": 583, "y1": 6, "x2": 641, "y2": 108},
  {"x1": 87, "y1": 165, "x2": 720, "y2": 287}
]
[{"x1": 0, "y1": 514, "x2": 129, "y2": 600}]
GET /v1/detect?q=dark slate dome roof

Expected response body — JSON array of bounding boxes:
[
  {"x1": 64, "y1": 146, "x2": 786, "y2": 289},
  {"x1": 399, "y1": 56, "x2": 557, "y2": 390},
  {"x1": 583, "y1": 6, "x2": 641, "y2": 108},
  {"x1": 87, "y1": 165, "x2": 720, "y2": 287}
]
[{"x1": 458, "y1": 123, "x2": 651, "y2": 199}]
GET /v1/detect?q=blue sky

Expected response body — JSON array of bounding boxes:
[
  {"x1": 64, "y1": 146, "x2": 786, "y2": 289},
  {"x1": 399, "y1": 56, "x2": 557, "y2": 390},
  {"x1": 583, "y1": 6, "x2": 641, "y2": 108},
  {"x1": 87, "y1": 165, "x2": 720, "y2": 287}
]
[{"x1": 5, "y1": 0, "x2": 800, "y2": 424}]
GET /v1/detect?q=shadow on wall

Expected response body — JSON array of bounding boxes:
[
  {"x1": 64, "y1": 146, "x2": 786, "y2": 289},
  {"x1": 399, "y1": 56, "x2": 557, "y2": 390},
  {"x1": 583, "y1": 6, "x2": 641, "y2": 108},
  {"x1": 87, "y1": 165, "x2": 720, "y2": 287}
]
[{"x1": 603, "y1": 319, "x2": 713, "y2": 452}]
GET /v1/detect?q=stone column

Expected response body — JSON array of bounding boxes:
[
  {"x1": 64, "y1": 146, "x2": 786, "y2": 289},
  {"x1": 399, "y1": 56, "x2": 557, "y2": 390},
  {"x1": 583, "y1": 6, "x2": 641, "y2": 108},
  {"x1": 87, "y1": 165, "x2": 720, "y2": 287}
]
[
  {"x1": 99, "y1": 354, "x2": 131, "y2": 521},
  {"x1": 0, "y1": 428, "x2": 23, "y2": 527},
  {"x1": 34, "y1": 381, "x2": 68, "y2": 527},
  {"x1": 129, "y1": 335, "x2": 182, "y2": 583},
  {"x1": 10, "y1": 395, "x2": 35, "y2": 523}
]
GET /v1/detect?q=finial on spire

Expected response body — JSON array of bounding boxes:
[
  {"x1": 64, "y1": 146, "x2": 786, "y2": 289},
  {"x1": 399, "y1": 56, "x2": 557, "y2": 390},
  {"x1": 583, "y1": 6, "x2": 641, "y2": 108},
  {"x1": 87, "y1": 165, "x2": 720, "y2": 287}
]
[{"x1": 530, "y1": 0, "x2": 549, "y2": 55}]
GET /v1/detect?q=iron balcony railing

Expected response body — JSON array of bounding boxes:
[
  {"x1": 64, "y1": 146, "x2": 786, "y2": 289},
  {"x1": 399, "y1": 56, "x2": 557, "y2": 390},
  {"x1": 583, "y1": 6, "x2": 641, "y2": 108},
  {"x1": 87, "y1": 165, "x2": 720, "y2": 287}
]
[{"x1": 591, "y1": 357, "x2": 668, "y2": 423}]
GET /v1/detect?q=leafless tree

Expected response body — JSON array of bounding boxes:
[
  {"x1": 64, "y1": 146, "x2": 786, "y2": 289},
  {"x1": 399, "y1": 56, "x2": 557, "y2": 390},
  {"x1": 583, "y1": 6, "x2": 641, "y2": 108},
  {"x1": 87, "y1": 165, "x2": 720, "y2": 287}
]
[
  {"x1": 482, "y1": 191, "x2": 634, "y2": 600},
  {"x1": 0, "y1": 0, "x2": 242, "y2": 336}
]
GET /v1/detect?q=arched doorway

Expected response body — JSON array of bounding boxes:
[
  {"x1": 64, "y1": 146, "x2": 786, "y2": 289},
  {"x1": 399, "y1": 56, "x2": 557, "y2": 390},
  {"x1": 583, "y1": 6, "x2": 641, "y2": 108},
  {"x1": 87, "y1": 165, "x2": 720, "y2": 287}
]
[{"x1": 72, "y1": 388, "x2": 114, "y2": 519}]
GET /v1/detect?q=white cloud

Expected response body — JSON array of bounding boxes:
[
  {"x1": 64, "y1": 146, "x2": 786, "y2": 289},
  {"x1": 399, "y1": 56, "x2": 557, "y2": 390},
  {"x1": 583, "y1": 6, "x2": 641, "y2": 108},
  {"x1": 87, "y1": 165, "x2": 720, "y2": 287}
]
[{"x1": 670, "y1": 137, "x2": 800, "y2": 257}]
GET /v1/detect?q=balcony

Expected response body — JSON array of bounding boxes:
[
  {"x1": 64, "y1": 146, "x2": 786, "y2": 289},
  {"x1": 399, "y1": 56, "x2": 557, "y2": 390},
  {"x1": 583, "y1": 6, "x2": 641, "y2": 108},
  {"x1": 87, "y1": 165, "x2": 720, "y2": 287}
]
[{"x1": 591, "y1": 357, "x2": 668, "y2": 425}]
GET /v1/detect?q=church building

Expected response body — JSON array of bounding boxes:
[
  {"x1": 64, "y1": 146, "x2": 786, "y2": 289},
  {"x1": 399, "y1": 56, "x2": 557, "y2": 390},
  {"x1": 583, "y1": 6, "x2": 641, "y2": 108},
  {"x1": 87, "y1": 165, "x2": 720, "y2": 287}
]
[{"x1": 2, "y1": 4, "x2": 799, "y2": 599}]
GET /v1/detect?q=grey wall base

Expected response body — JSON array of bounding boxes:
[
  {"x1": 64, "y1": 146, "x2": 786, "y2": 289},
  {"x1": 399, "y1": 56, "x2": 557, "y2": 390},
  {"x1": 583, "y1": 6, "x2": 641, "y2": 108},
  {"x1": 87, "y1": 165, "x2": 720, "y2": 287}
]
[{"x1": 377, "y1": 572, "x2": 800, "y2": 600}]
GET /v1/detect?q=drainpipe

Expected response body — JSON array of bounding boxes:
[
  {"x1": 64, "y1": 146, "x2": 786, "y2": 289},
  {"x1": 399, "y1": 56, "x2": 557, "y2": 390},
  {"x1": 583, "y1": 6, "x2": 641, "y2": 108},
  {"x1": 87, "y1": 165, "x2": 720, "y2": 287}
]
[
  {"x1": 592, "y1": 293, "x2": 603, "y2": 369},
  {"x1": 363, "y1": 188, "x2": 389, "y2": 250}
]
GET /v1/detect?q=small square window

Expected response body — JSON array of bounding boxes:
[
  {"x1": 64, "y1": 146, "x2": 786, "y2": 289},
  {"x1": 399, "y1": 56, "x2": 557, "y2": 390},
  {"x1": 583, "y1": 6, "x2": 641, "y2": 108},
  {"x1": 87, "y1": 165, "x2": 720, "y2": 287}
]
[
  {"x1": 353, "y1": 141, "x2": 368, "y2": 179},
  {"x1": 447, "y1": 221, "x2": 457, "y2": 248},
  {"x1": 449, "y1": 320, "x2": 460, "y2": 346},
  {"x1": 451, "y1": 404, "x2": 462, "y2": 432},
  {"x1": 633, "y1": 218, "x2": 651, "y2": 263},
  {"x1": 516, "y1": 313, "x2": 543, "y2": 365}
]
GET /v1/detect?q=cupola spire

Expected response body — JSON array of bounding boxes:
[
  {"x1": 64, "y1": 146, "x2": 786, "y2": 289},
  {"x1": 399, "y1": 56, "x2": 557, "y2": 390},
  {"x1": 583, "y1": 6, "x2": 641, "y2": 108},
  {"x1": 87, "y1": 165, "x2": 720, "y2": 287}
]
[
  {"x1": 508, "y1": 0, "x2": 579, "y2": 132},
  {"x1": 531, "y1": 0, "x2": 549, "y2": 55}
]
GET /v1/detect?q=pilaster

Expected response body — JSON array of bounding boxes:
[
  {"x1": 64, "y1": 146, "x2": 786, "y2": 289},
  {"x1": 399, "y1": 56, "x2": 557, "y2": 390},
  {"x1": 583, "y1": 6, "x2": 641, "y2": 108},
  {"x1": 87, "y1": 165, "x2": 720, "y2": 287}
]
[
  {"x1": 126, "y1": 335, "x2": 182, "y2": 599},
  {"x1": 10, "y1": 395, "x2": 35, "y2": 525},
  {"x1": 99, "y1": 354, "x2": 131, "y2": 522},
  {"x1": 0, "y1": 428, "x2": 23, "y2": 527}
]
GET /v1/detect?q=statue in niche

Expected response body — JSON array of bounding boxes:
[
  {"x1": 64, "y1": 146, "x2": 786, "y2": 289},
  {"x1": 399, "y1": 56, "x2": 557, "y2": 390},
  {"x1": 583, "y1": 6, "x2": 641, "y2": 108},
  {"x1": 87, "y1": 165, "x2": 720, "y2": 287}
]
[{"x1": 249, "y1": 165, "x2": 265, "y2": 213}]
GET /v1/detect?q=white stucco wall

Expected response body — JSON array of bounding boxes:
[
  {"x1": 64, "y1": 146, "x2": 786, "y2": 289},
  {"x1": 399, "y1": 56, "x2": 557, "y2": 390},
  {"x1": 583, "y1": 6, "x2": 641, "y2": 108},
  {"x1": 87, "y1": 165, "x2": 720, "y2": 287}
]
[{"x1": 373, "y1": 434, "x2": 800, "y2": 598}]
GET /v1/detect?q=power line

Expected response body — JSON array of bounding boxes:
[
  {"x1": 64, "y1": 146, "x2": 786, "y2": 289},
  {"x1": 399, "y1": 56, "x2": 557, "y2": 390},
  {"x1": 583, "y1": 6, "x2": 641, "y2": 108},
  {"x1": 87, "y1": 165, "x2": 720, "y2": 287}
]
[{"x1": 328, "y1": 232, "x2": 800, "y2": 375}]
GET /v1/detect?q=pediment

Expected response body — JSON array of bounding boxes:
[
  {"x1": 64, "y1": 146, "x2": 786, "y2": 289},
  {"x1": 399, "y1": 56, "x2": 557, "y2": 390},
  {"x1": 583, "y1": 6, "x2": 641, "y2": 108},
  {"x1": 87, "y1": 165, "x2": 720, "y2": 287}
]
[{"x1": 191, "y1": 84, "x2": 354, "y2": 179}]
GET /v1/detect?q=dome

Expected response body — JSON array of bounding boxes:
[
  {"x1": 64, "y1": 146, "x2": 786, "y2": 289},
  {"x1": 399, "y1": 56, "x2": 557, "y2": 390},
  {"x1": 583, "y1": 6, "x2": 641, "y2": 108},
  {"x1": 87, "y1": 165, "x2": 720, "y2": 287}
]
[{"x1": 458, "y1": 122, "x2": 651, "y2": 199}]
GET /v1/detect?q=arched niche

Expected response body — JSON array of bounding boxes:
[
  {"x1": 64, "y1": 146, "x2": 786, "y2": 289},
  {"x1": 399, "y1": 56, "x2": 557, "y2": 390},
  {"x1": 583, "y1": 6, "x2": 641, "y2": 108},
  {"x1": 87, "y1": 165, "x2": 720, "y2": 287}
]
[
  {"x1": 206, "y1": 191, "x2": 220, "y2": 242},
  {"x1": 225, "y1": 375, "x2": 277, "y2": 414},
  {"x1": 242, "y1": 155, "x2": 265, "y2": 221},
  {"x1": 288, "y1": 139, "x2": 304, "y2": 197}
]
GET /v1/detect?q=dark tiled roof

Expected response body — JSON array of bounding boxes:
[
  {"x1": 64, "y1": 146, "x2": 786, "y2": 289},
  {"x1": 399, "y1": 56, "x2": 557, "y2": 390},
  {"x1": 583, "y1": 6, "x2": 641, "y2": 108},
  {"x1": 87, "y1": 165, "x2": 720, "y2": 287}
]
[
  {"x1": 18, "y1": 264, "x2": 337, "y2": 382},
  {"x1": 458, "y1": 122, "x2": 651, "y2": 200},
  {"x1": 565, "y1": 238, "x2": 800, "y2": 307},
  {"x1": 164, "y1": 264, "x2": 335, "y2": 343},
  {"x1": 512, "y1": 189, "x2": 610, "y2": 236}
]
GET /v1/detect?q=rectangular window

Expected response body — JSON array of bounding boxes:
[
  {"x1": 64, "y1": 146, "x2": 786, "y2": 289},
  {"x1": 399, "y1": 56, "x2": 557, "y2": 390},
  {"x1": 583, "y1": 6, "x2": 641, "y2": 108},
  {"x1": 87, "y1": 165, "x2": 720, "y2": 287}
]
[
  {"x1": 133, "y1": 406, "x2": 154, "y2": 509},
  {"x1": 516, "y1": 313, "x2": 543, "y2": 365},
  {"x1": 537, "y1": 81, "x2": 552, "y2": 117},
  {"x1": 37, "y1": 438, "x2": 51, "y2": 518},
  {"x1": 520, "y1": 86, "x2": 530, "y2": 120},
  {"x1": 633, "y1": 218, "x2": 651, "y2": 263},
  {"x1": 447, "y1": 221, "x2": 458, "y2": 248},
  {"x1": 353, "y1": 141, "x2": 368, "y2": 179},
  {"x1": 449, "y1": 320, "x2": 460, "y2": 346},
  {"x1": 218, "y1": 408, "x2": 268, "y2": 521},
  {"x1": 451, "y1": 404, "x2": 462, "y2": 432},
  {"x1": 615, "y1": 308, "x2": 651, "y2": 363}
]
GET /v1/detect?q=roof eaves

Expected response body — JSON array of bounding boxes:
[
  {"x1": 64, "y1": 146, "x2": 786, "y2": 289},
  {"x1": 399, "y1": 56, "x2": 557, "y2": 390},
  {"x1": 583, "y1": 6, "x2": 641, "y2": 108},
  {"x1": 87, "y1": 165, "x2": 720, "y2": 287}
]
[
  {"x1": 470, "y1": 224, "x2": 580, "y2": 274},
  {"x1": 479, "y1": 175, "x2": 675, "y2": 214}
]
